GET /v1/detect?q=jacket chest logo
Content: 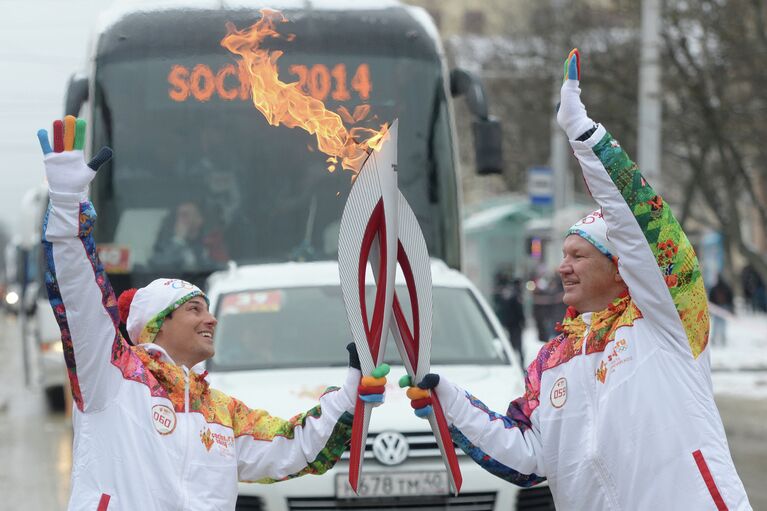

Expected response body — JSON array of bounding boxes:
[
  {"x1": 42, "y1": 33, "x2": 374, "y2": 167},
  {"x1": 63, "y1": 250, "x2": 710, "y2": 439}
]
[
  {"x1": 596, "y1": 338, "x2": 631, "y2": 384},
  {"x1": 152, "y1": 404, "x2": 177, "y2": 435},
  {"x1": 200, "y1": 427, "x2": 235, "y2": 457},
  {"x1": 550, "y1": 377, "x2": 567, "y2": 408},
  {"x1": 200, "y1": 428, "x2": 215, "y2": 451}
]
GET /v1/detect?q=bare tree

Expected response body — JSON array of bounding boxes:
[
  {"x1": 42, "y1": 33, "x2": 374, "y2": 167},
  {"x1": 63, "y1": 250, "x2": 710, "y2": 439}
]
[
  {"x1": 662, "y1": 0, "x2": 767, "y2": 281},
  {"x1": 446, "y1": 0, "x2": 767, "y2": 283}
]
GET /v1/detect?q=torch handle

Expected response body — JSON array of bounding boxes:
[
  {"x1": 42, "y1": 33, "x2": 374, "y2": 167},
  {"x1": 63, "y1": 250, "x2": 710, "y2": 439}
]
[
  {"x1": 348, "y1": 396, "x2": 372, "y2": 494},
  {"x1": 429, "y1": 390, "x2": 463, "y2": 495}
]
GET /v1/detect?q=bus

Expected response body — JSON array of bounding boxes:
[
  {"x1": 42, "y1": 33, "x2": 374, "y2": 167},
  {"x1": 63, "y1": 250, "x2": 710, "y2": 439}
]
[{"x1": 64, "y1": 0, "x2": 503, "y2": 296}]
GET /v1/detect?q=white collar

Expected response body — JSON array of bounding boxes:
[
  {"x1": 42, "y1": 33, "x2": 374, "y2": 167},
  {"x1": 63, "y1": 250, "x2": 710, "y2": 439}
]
[{"x1": 141, "y1": 343, "x2": 208, "y2": 377}]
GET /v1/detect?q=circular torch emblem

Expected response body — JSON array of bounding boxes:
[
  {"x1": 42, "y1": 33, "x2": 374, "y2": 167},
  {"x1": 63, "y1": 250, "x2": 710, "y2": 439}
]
[
  {"x1": 550, "y1": 377, "x2": 568, "y2": 408},
  {"x1": 152, "y1": 404, "x2": 177, "y2": 435}
]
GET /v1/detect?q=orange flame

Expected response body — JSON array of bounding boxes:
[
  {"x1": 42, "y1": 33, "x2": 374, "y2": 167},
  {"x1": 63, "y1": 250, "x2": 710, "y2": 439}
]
[{"x1": 221, "y1": 9, "x2": 389, "y2": 173}]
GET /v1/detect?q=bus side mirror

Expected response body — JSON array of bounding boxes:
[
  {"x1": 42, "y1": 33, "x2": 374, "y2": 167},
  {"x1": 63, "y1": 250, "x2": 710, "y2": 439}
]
[
  {"x1": 450, "y1": 68, "x2": 503, "y2": 175},
  {"x1": 472, "y1": 118, "x2": 503, "y2": 176},
  {"x1": 65, "y1": 73, "x2": 89, "y2": 116}
]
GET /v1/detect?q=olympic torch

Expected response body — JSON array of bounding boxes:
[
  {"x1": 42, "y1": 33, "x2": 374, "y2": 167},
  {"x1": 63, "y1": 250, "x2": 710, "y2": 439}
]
[
  {"x1": 338, "y1": 120, "x2": 399, "y2": 494},
  {"x1": 338, "y1": 120, "x2": 462, "y2": 495},
  {"x1": 387, "y1": 192, "x2": 463, "y2": 496}
]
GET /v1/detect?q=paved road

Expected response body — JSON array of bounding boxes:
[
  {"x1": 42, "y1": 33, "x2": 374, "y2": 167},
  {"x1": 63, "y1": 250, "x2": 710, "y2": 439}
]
[
  {"x1": 1, "y1": 312, "x2": 765, "y2": 509},
  {"x1": 715, "y1": 396, "x2": 767, "y2": 507}
]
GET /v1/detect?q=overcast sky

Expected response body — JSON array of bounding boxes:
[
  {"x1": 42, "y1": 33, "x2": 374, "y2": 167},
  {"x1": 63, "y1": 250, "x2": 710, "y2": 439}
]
[{"x1": 0, "y1": 0, "x2": 117, "y2": 239}]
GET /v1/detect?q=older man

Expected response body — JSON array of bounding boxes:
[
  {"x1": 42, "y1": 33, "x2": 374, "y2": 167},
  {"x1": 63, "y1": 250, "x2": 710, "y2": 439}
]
[{"x1": 404, "y1": 50, "x2": 751, "y2": 510}]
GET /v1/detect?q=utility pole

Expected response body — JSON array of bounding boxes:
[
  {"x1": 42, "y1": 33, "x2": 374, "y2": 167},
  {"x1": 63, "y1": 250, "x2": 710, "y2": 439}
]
[
  {"x1": 550, "y1": 84, "x2": 572, "y2": 214},
  {"x1": 638, "y1": 0, "x2": 663, "y2": 191}
]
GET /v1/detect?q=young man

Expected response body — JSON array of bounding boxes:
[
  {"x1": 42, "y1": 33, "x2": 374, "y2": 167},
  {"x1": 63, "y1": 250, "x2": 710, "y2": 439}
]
[
  {"x1": 404, "y1": 50, "x2": 751, "y2": 509},
  {"x1": 38, "y1": 116, "x2": 388, "y2": 511}
]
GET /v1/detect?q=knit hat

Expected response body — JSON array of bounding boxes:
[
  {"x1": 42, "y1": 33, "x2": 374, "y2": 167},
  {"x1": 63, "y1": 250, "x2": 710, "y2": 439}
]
[
  {"x1": 117, "y1": 278, "x2": 207, "y2": 344},
  {"x1": 566, "y1": 209, "x2": 617, "y2": 263}
]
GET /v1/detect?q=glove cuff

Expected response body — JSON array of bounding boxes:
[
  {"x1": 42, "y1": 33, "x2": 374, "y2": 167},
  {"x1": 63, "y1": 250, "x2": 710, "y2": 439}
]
[
  {"x1": 557, "y1": 80, "x2": 596, "y2": 141},
  {"x1": 43, "y1": 150, "x2": 93, "y2": 195},
  {"x1": 48, "y1": 188, "x2": 89, "y2": 205}
]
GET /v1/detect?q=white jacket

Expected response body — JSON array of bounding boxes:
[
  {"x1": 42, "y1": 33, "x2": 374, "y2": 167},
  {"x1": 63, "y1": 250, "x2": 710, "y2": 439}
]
[
  {"x1": 43, "y1": 188, "x2": 358, "y2": 511},
  {"x1": 436, "y1": 124, "x2": 751, "y2": 510}
]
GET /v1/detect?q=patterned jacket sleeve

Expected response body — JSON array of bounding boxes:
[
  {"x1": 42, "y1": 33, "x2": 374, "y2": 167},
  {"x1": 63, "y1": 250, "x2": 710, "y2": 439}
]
[
  {"x1": 435, "y1": 372, "x2": 546, "y2": 487},
  {"x1": 569, "y1": 124, "x2": 709, "y2": 358},
  {"x1": 42, "y1": 192, "x2": 129, "y2": 412},
  {"x1": 233, "y1": 369, "x2": 358, "y2": 483}
]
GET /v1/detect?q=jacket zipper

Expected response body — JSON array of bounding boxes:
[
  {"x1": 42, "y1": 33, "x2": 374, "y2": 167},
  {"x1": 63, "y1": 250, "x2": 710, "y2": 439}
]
[
  {"x1": 583, "y1": 322, "x2": 620, "y2": 509},
  {"x1": 179, "y1": 367, "x2": 191, "y2": 511}
]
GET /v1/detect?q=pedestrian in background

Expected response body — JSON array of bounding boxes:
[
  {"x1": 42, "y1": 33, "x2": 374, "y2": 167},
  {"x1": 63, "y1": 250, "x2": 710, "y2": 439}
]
[
  {"x1": 532, "y1": 273, "x2": 564, "y2": 343},
  {"x1": 493, "y1": 272, "x2": 526, "y2": 368},
  {"x1": 708, "y1": 274, "x2": 734, "y2": 346},
  {"x1": 741, "y1": 264, "x2": 766, "y2": 313}
]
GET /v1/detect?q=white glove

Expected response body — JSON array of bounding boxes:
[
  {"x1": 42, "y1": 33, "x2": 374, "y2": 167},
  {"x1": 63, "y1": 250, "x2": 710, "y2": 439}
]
[{"x1": 37, "y1": 116, "x2": 112, "y2": 195}]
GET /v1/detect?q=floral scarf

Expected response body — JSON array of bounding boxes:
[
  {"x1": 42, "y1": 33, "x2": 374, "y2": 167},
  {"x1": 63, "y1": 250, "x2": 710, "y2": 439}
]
[
  {"x1": 133, "y1": 347, "x2": 210, "y2": 412},
  {"x1": 556, "y1": 291, "x2": 642, "y2": 354}
]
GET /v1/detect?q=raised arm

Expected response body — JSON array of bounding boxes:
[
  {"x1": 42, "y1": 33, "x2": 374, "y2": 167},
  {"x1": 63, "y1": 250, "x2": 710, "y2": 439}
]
[
  {"x1": 556, "y1": 50, "x2": 709, "y2": 359},
  {"x1": 38, "y1": 117, "x2": 124, "y2": 412}
]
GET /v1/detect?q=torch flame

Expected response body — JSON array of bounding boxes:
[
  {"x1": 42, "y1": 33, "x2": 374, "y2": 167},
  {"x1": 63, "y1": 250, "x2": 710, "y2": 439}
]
[{"x1": 221, "y1": 9, "x2": 389, "y2": 173}]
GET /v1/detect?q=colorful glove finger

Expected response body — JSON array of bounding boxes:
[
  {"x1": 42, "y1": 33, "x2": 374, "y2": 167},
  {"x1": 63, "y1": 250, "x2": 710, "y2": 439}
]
[
  {"x1": 37, "y1": 115, "x2": 87, "y2": 155},
  {"x1": 359, "y1": 363, "x2": 390, "y2": 405},
  {"x1": 399, "y1": 373, "x2": 440, "y2": 418},
  {"x1": 563, "y1": 48, "x2": 580, "y2": 83}
]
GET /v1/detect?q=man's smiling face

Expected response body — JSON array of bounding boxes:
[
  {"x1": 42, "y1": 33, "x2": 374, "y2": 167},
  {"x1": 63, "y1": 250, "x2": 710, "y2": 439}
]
[
  {"x1": 155, "y1": 297, "x2": 217, "y2": 367},
  {"x1": 558, "y1": 235, "x2": 626, "y2": 313}
]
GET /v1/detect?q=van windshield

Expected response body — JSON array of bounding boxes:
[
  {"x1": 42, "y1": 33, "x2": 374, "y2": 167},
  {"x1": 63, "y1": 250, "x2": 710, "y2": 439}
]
[{"x1": 208, "y1": 285, "x2": 508, "y2": 370}]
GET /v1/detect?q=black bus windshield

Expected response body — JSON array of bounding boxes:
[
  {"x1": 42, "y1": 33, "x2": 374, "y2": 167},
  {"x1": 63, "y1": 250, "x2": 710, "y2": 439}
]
[{"x1": 91, "y1": 50, "x2": 459, "y2": 285}]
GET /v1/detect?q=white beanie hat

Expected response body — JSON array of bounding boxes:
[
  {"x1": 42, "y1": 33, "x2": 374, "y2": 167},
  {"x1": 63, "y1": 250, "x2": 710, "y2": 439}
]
[
  {"x1": 119, "y1": 278, "x2": 207, "y2": 344},
  {"x1": 566, "y1": 209, "x2": 617, "y2": 262}
]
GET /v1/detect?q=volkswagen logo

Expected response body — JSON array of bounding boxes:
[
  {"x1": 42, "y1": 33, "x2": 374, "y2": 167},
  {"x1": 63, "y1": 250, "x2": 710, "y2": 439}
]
[{"x1": 372, "y1": 431, "x2": 409, "y2": 466}]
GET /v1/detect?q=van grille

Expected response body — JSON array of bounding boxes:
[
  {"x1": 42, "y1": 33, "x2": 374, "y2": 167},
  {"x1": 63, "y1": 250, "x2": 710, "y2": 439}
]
[
  {"x1": 340, "y1": 431, "x2": 464, "y2": 460},
  {"x1": 287, "y1": 492, "x2": 496, "y2": 511},
  {"x1": 515, "y1": 486, "x2": 555, "y2": 510}
]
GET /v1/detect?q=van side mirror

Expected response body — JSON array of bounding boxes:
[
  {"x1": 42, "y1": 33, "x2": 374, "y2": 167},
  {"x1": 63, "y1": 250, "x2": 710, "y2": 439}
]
[{"x1": 450, "y1": 68, "x2": 503, "y2": 175}]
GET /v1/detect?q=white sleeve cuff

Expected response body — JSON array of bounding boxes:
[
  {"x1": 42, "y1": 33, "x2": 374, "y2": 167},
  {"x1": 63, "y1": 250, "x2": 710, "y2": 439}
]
[{"x1": 49, "y1": 188, "x2": 89, "y2": 205}]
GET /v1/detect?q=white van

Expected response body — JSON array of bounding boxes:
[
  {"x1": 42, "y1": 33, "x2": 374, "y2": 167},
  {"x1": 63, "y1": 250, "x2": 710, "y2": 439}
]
[{"x1": 205, "y1": 260, "x2": 554, "y2": 510}]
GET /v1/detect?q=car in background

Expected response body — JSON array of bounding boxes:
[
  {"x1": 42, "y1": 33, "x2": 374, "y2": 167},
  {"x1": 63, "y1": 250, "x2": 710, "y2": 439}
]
[{"x1": 204, "y1": 260, "x2": 554, "y2": 510}]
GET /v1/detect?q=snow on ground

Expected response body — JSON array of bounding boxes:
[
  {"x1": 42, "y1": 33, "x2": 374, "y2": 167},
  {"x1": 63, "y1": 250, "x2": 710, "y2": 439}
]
[
  {"x1": 709, "y1": 311, "x2": 767, "y2": 398},
  {"x1": 521, "y1": 312, "x2": 767, "y2": 399},
  {"x1": 709, "y1": 312, "x2": 767, "y2": 371}
]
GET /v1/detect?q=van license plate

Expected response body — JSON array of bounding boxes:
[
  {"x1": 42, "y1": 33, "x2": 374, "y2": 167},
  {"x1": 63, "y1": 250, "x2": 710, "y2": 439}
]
[{"x1": 335, "y1": 471, "x2": 449, "y2": 498}]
